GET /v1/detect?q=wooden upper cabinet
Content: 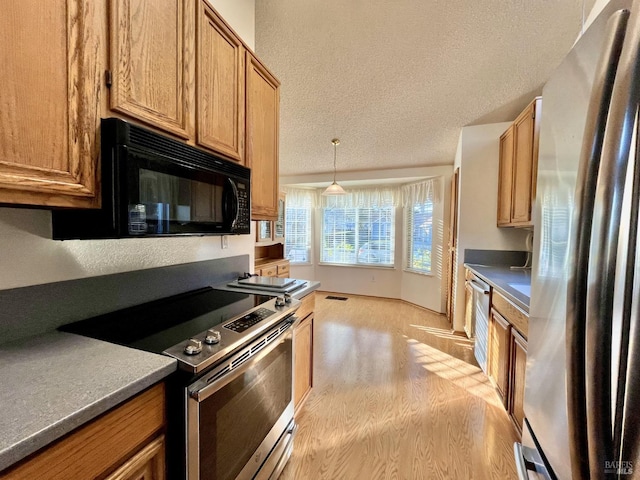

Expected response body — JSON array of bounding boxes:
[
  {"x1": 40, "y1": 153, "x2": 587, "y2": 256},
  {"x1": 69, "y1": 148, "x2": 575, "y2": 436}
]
[
  {"x1": 196, "y1": 2, "x2": 245, "y2": 163},
  {"x1": 497, "y1": 97, "x2": 541, "y2": 227},
  {"x1": 511, "y1": 98, "x2": 540, "y2": 224},
  {"x1": 109, "y1": 0, "x2": 194, "y2": 139},
  {"x1": 246, "y1": 53, "x2": 280, "y2": 220},
  {"x1": 0, "y1": 0, "x2": 104, "y2": 208},
  {"x1": 497, "y1": 126, "x2": 514, "y2": 226}
]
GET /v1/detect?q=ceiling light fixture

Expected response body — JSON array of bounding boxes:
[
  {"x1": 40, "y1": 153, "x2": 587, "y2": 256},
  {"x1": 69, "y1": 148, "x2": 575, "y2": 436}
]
[{"x1": 322, "y1": 138, "x2": 346, "y2": 196}]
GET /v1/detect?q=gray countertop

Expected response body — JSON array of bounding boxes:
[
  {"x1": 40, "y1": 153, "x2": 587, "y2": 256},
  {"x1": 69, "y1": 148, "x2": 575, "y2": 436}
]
[
  {"x1": 464, "y1": 264, "x2": 531, "y2": 313},
  {"x1": 0, "y1": 331, "x2": 176, "y2": 472}
]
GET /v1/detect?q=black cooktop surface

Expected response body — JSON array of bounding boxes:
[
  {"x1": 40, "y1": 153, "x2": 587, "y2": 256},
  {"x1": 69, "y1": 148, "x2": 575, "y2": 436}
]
[{"x1": 59, "y1": 287, "x2": 273, "y2": 353}]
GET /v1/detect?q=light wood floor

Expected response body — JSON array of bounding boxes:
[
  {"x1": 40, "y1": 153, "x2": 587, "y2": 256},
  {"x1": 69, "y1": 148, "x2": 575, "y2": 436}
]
[{"x1": 281, "y1": 292, "x2": 519, "y2": 480}]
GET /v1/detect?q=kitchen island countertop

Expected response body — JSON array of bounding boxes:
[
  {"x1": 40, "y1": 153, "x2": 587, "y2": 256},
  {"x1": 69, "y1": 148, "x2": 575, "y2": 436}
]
[
  {"x1": 0, "y1": 331, "x2": 176, "y2": 473},
  {"x1": 464, "y1": 264, "x2": 531, "y2": 313}
]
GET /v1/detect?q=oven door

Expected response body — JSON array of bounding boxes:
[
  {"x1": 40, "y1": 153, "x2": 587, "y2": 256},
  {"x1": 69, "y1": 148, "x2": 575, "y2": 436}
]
[{"x1": 187, "y1": 329, "x2": 294, "y2": 480}]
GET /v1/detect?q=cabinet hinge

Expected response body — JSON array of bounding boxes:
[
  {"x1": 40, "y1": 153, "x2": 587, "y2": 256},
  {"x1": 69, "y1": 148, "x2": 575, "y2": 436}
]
[
  {"x1": 532, "y1": 110, "x2": 535, "y2": 120},
  {"x1": 105, "y1": 70, "x2": 112, "y2": 88}
]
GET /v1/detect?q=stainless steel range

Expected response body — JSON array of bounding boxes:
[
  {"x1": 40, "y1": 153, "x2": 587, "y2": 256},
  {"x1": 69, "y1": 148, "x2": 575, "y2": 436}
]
[{"x1": 60, "y1": 287, "x2": 300, "y2": 480}]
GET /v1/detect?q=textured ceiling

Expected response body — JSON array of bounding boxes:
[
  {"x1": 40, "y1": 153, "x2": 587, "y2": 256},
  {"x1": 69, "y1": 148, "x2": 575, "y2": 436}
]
[{"x1": 255, "y1": 0, "x2": 593, "y2": 177}]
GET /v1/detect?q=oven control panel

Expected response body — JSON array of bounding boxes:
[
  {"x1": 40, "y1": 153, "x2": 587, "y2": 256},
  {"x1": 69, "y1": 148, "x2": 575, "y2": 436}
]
[
  {"x1": 165, "y1": 297, "x2": 301, "y2": 373},
  {"x1": 224, "y1": 308, "x2": 275, "y2": 333}
]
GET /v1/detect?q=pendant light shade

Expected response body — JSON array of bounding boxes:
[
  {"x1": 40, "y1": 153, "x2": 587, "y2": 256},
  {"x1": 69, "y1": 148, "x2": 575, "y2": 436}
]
[{"x1": 322, "y1": 139, "x2": 347, "y2": 196}]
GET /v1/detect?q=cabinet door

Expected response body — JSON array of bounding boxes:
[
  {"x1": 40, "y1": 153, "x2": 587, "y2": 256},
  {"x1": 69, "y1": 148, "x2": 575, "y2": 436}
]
[
  {"x1": 294, "y1": 314, "x2": 314, "y2": 413},
  {"x1": 497, "y1": 126, "x2": 514, "y2": 226},
  {"x1": 0, "y1": 0, "x2": 103, "y2": 208},
  {"x1": 197, "y1": 2, "x2": 245, "y2": 162},
  {"x1": 511, "y1": 99, "x2": 539, "y2": 225},
  {"x1": 488, "y1": 309, "x2": 511, "y2": 406},
  {"x1": 509, "y1": 329, "x2": 528, "y2": 434},
  {"x1": 246, "y1": 53, "x2": 280, "y2": 220},
  {"x1": 105, "y1": 436, "x2": 165, "y2": 480},
  {"x1": 256, "y1": 220, "x2": 273, "y2": 242},
  {"x1": 110, "y1": 0, "x2": 193, "y2": 138}
]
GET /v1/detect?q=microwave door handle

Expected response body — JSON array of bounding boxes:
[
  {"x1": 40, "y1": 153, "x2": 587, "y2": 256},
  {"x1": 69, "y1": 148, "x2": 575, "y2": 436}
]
[
  {"x1": 566, "y1": 10, "x2": 629, "y2": 480},
  {"x1": 223, "y1": 178, "x2": 239, "y2": 229}
]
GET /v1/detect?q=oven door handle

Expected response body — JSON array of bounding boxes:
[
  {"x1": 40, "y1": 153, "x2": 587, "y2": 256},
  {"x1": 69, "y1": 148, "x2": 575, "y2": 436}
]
[
  {"x1": 261, "y1": 422, "x2": 298, "y2": 480},
  {"x1": 191, "y1": 330, "x2": 291, "y2": 402}
]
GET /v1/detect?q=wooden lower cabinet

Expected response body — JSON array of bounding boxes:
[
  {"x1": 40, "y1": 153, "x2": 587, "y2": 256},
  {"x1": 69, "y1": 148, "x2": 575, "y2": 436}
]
[
  {"x1": 293, "y1": 292, "x2": 315, "y2": 414},
  {"x1": 1, "y1": 384, "x2": 166, "y2": 480},
  {"x1": 488, "y1": 308, "x2": 511, "y2": 406},
  {"x1": 509, "y1": 329, "x2": 528, "y2": 434},
  {"x1": 105, "y1": 435, "x2": 165, "y2": 480},
  {"x1": 487, "y1": 289, "x2": 529, "y2": 435}
]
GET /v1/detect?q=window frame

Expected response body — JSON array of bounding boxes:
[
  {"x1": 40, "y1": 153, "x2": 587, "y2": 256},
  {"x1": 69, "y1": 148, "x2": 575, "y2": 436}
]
[
  {"x1": 403, "y1": 199, "x2": 434, "y2": 276},
  {"x1": 320, "y1": 205, "x2": 396, "y2": 268},
  {"x1": 284, "y1": 204, "x2": 313, "y2": 265}
]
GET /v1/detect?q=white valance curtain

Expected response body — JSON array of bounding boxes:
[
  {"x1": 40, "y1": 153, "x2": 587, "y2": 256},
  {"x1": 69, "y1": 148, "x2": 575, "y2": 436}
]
[
  {"x1": 281, "y1": 187, "x2": 318, "y2": 208},
  {"x1": 284, "y1": 177, "x2": 441, "y2": 209},
  {"x1": 320, "y1": 186, "x2": 399, "y2": 208},
  {"x1": 400, "y1": 178, "x2": 441, "y2": 206}
]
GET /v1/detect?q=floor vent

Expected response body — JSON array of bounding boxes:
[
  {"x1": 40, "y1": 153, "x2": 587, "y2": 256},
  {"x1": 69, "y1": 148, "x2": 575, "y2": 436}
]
[{"x1": 326, "y1": 296, "x2": 348, "y2": 301}]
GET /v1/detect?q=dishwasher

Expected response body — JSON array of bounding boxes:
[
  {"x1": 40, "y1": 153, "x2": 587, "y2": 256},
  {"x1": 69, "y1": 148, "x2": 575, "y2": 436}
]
[{"x1": 465, "y1": 274, "x2": 491, "y2": 374}]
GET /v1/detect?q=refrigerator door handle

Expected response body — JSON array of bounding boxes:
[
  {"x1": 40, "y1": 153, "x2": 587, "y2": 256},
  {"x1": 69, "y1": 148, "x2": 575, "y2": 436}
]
[
  {"x1": 585, "y1": 0, "x2": 640, "y2": 476},
  {"x1": 565, "y1": 9, "x2": 630, "y2": 480}
]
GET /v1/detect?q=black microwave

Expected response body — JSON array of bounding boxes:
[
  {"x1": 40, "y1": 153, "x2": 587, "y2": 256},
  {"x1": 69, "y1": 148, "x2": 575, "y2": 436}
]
[{"x1": 53, "y1": 118, "x2": 251, "y2": 239}]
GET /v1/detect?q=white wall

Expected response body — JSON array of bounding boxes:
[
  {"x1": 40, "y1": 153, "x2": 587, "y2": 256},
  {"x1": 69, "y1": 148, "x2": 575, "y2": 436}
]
[
  {"x1": 451, "y1": 123, "x2": 529, "y2": 331},
  {"x1": 0, "y1": 209, "x2": 254, "y2": 290},
  {"x1": 0, "y1": 1, "x2": 257, "y2": 292},
  {"x1": 208, "y1": 0, "x2": 256, "y2": 49},
  {"x1": 286, "y1": 165, "x2": 452, "y2": 313}
]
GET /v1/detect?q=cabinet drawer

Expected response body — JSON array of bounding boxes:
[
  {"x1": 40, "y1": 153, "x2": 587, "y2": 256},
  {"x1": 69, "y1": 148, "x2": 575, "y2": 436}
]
[
  {"x1": 492, "y1": 291, "x2": 528, "y2": 338},
  {"x1": 297, "y1": 292, "x2": 315, "y2": 321},
  {"x1": 261, "y1": 266, "x2": 277, "y2": 277},
  {"x1": 277, "y1": 262, "x2": 289, "y2": 275}
]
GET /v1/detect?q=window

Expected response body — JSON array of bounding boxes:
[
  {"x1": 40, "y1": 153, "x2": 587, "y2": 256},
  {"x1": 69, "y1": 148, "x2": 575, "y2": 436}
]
[
  {"x1": 406, "y1": 200, "x2": 433, "y2": 273},
  {"x1": 321, "y1": 207, "x2": 395, "y2": 266},
  {"x1": 285, "y1": 205, "x2": 312, "y2": 263}
]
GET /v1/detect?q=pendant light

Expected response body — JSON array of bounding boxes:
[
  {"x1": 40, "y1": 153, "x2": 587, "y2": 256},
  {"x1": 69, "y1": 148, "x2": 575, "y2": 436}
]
[{"x1": 322, "y1": 138, "x2": 346, "y2": 196}]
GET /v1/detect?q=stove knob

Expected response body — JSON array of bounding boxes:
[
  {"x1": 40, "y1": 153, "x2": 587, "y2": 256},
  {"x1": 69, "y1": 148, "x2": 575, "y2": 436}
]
[
  {"x1": 284, "y1": 293, "x2": 292, "y2": 304},
  {"x1": 275, "y1": 296, "x2": 286, "y2": 307},
  {"x1": 204, "y1": 329, "x2": 221, "y2": 345},
  {"x1": 184, "y1": 339, "x2": 202, "y2": 355}
]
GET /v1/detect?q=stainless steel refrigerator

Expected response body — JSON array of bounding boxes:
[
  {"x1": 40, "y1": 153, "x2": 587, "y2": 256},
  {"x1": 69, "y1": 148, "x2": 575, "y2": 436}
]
[{"x1": 516, "y1": 0, "x2": 640, "y2": 478}]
